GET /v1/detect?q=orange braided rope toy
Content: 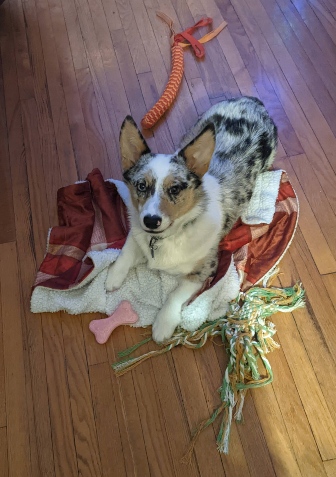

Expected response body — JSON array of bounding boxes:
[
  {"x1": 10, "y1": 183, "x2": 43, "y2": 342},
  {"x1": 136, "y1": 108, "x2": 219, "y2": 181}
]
[{"x1": 141, "y1": 13, "x2": 227, "y2": 129}]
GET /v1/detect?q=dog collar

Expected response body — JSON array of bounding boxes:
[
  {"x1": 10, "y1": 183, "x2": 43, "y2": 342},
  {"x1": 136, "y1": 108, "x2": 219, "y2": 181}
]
[{"x1": 149, "y1": 236, "x2": 160, "y2": 259}]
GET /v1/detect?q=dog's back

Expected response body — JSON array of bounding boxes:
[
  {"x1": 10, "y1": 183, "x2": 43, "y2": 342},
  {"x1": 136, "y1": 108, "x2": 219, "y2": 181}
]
[{"x1": 180, "y1": 97, "x2": 278, "y2": 237}]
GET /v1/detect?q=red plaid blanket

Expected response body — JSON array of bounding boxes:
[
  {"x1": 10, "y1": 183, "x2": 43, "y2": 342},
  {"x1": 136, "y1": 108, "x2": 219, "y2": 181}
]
[{"x1": 33, "y1": 169, "x2": 298, "y2": 293}]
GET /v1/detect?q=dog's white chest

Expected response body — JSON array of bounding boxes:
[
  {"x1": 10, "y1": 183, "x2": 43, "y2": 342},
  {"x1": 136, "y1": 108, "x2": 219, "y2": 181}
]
[{"x1": 137, "y1": 217, "x2": 222, "y2": 276}]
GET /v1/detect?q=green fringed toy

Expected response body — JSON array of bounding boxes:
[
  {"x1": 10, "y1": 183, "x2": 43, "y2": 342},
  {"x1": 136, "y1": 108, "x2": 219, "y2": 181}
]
[{"x1": 112, "y1": 275, "x2": 305, "y2": 457}]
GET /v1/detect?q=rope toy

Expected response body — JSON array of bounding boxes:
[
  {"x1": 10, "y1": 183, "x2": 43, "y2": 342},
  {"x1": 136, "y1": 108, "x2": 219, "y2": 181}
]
[
  {"x1": 141, "y1": 13, "x2": 227, "y2": 129},
  {"x1": 112, "y1": 274, "x2": 305, "y2": 456}
]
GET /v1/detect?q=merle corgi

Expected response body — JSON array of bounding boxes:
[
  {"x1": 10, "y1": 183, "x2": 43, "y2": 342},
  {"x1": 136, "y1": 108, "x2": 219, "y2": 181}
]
[{"x1": 106, "y1": 97, "x2": 277, "y2": 342}]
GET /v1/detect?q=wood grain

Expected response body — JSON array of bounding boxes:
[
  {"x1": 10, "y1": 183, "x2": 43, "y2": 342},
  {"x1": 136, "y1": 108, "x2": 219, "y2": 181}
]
[
  {"x1": 0, "y1": 55, "x2": 15, "y2": 245},
  {"x1": 0, "y1": 243, "x2": 32, "y2": 477},
  {"x1": 325, "y1": 459, "x2": 336, "y2": 477},
  {"x1": 61, "y1": 314, "x2": 102, "y2": 477},
  {"x1": 0, "y1": 427, "x2": 8, "y2": 477},
  {"x1": 89, "y1": 363, "x2": 128, "y2": 477},
  {"x1": 275, "y1": 156, "x2": 336, "y2": 274}
]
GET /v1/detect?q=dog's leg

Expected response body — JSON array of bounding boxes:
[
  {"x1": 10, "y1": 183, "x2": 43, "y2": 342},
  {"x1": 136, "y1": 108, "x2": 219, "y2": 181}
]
[
  {"x1": 152, "y1": 278, "x2": 202, "y2": 343},
  {"x1": 106, "y1": 233, "x2": 145, "y2": 291}
]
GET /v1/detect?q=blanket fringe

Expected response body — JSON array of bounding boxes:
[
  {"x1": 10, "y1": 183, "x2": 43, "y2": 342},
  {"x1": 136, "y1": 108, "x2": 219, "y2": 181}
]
[{"x1": 112, "y1": 280, "x2": 305, "y2": 457}]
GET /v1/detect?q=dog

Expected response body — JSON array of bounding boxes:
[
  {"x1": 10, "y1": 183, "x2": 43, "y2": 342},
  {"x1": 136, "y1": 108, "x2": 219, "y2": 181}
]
[{"x1": 106, "y1": 96, "x2": 278, "y2": 342}]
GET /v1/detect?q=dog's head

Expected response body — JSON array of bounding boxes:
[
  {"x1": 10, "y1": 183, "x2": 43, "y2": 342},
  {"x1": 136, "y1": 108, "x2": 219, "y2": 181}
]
[{"x1": 120, "y1": 116, "x2": 215, "y2": 234}]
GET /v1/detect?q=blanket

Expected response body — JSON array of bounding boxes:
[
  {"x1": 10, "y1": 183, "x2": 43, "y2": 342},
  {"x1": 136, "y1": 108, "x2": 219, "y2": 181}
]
[{"x1": 31, "y1": 169, "x2": 298, "y2": 331}]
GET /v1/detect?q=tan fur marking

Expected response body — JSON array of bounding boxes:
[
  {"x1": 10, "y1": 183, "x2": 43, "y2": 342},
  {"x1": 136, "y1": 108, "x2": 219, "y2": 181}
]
[
  {"x1": 120, "y1": 119, "x2": 149, "y2": 171},
  {"x1": 160, "y1": 176, "x2": 199, "y2": 221},
  {"x1": 182, "y1": 127, "x2": 215, "y2": 177}
]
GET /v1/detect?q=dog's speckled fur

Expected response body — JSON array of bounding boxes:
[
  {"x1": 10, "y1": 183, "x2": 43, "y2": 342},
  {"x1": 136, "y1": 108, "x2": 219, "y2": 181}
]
[{"x1": 106, "y1": 97, "x2": 278, "y2": 342}]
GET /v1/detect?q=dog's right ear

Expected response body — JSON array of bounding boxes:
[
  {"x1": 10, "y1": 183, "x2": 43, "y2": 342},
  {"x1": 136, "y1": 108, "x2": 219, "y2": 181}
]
[{"x1": 120, "y1": 116, "x2": 151, "y2": 171}]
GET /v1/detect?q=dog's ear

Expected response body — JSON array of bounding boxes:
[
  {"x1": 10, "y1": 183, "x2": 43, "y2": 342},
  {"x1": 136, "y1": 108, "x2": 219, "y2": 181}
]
[
  {"x1": 180, "y1": 124, "x2": 215, "y2": 177},
  {"x1": 120, "y1": 116, "x2": 151, "y2": 171}
]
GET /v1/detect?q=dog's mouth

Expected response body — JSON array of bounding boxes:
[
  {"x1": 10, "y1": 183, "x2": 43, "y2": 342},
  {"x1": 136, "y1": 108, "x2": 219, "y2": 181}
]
[{"x1": 143, "y1": 222, "x2": 173, "y2": 234}]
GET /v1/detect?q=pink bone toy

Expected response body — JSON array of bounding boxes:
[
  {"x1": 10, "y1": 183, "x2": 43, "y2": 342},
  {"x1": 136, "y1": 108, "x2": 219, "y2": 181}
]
[{"x1": 89, "y1": 301, "x2": 139, "y2": 344}]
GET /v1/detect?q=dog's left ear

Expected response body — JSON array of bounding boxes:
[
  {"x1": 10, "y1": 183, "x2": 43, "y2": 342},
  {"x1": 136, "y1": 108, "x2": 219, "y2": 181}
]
[
  {"x1": 120, "y1": 116, "x2": 151, "y2": 171},
  {"x1": 180, "y1": 124, "x2": 215, "y2": 177}
]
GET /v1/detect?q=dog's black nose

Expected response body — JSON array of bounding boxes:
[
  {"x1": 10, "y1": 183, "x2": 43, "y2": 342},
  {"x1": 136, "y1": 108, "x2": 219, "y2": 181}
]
[{"x1": 143, "y1": 215, "x2": 162, "y2": 230}]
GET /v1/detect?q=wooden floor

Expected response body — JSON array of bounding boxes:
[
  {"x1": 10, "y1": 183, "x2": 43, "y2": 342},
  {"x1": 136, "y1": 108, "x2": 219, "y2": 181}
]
[{"x1": 0, "y1": 0, "x2": 336, "y2": 474}]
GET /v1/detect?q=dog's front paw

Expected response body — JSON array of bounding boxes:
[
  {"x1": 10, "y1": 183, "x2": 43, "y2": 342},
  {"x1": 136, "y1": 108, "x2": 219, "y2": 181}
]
[
  {"x1": 152, "y1": 306, "x2": 181, "y2": 343},
  {"x1": 105, "y1": 265, "x2": 127, "y2": 292}
]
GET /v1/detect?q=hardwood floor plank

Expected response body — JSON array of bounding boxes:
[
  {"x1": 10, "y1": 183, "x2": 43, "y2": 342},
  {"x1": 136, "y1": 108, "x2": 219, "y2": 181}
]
[
  {"x1": 75, "y1": 66, "x2": 111, "y2": 177},
  {"x1": 24, "y1": 0, "x2": 78, "y2": 187},
  {"x1": 261, "y1": 0, "x2": 336, "y2": 139},
  {"x1": 214, "y1": 0, "x2": 304, "y2": 158},
  {"x1": 275, "y1": 0, "x2": 336, "y2": 108},
  {"x1": 322, "y1": 273, "x2": 336, "y2": 310},
  {"x1": 22, "y1": 98, "x2": 58, "y2": 251},
  {"x1": 288, "y1": 154, "x2": 336, "y2": 261},
  {"x1": 275, "y1": 156, "x2": 336, "y2": 274},
  {"x1": 81, "y1": 314, "x2": 109, "y2": 366},
  {"x1": 108, "y1": 327, "x2": 201, "y2": 476},
  {"x1": 43, "y1": 314, "x2": 79, "y2": 477},
  {"x1": 2, "y1": 20, "x2": 57, "y2": 475},
  {"x1": 0, "y1": 243, "x2": 32, "y2": 477},
  {"x1": 307, "y1": 0, "x2": 336, "y2": 15},
  {"x1": 115, "y1": 0, "x2": 150, "y2": 74},
  {"x1": 74, "y1": 0, "x2": 123, "y2": 177},
  {"x1": 311, "y1": 1, "x2": 336, "y2": 42},
  {"x1": 101, "y1": 0, "x2": 122, "y2": 32},
  {"x1": 61, "y1": 315, "x2": 102, "y2": 477},
  {"x1": 272, "y1": 325, "x2": 330, "y2": 474},
  {"x1": 197, "y1": 0, "x2": 258, "y2": 98},
  {"x1": 173, "y1": 346, "x2": 236, "y2": 476},
  {"x1": 60, "y1": 0, "x2": 88, "y2": 71},
  {"x1": 8, "y1": 0, "x2": 35, "y2": 100},
  {"x1": 273, "y1": 305, "x2": 336, "y2": 460},
  {"x1": 89, "y1": 363, "x2": 128, "y2": 477},
  {"x1": 84, "y1": 51, "x2": 122, "y2": 179},
  {"x1": 111, "y1": 28, "x2": 150, "y2": 126},
  {"x1": 0, "y1": 54, "x2": 15, "y2": 245},
  {"x1": 243, "y1": 0, "x2": 336, "y2": 175},
  {"x1": 287, "y1": 228, "x2": 336, "y2": 363},
  {"x1": 187, "y1": 77, "x2": 212, "y2": 116},
  {"x1": 0, "y1": 427, "x2": 8, "y2": 477},
  {"x1": 86, "y1": 0, "x2": 131, "y2": 127},
  {"x1": 183, "y1": 345, "x2": 252, "y2": 476},
  {"x1": 278, "y1": 253, "x2": 336, "y2": 421},
  {"x1": 252, "y1": 385, "x2": 303, "y2": 477},
  {"x1": 184, "y1": 0, "x2": 241, "y2": 100},
  {"x1": 47, "y1": 0, "x2": 94, "y2": 180},
  {"x1": 291, "y1": 0, "x2": 336, "y2": 68},
  {"x1": 325, "y1": 459, "x2": 336, "y2": 477},
  {"x1": 120, "y1": 328, "x2": 177, "y2": 477},
  {"x1": 0, "y1": 283, "x2": 5, "y2": 429},
  {"x1": 107, "y1": 329, "x2": 152, "y2": 477},
  {"x1": 105, "y1": 328, "x2": 139, "y2": 477},
  {"x1": 149, "y1": 351, "x2": 201, "y2": 476}
]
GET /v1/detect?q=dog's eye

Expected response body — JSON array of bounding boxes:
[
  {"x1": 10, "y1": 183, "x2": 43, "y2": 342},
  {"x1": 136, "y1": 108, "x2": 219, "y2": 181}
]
[
  {"x1": 137, "y1": 182, "x2": 146, "y2": 192},
  {"x1": 169, "y1": 185, "x2": 181, "y2": 196}
]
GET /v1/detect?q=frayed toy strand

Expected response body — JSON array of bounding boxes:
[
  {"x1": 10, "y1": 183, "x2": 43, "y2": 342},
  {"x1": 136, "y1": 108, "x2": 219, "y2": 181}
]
[{"x1": 112, "y1": 280, "x2": 305, "y2": 457}]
